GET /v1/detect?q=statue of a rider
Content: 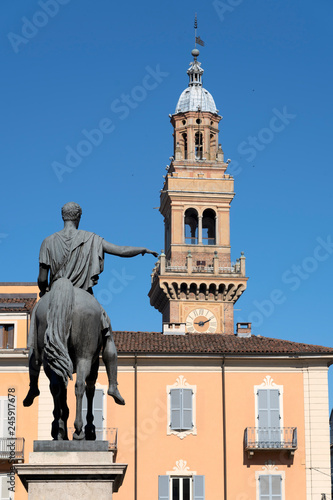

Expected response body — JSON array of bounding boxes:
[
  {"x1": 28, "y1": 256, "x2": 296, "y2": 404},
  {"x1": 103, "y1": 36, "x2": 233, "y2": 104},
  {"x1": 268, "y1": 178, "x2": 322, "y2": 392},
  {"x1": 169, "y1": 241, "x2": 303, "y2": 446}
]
[{"x1": 23, "y1": 202, "x2": 158, "y2": 407}]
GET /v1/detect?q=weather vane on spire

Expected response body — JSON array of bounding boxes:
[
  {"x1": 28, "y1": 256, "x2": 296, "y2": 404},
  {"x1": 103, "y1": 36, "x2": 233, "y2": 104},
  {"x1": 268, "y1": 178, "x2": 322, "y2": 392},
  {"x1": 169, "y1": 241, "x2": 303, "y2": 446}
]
[{"x1": 194, "y1": 13, "x2": 205, "y2": 49}]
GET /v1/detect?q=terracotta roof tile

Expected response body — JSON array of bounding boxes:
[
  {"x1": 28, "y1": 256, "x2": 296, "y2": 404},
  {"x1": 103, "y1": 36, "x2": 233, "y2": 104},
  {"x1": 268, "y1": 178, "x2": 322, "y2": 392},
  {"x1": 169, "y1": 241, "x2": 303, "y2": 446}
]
[
  {"x1": 0, "y1": 297, "x2": 37, "y2": 313},
  {"x1": 113, "y1": 331, "x2": 333, "y2": 356}
]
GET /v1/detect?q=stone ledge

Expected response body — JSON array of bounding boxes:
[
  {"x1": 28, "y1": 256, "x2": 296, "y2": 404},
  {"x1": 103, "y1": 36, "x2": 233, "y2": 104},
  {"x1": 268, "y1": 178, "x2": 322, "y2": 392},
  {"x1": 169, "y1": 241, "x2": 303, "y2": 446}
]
[
  {"x1": 33, "y1": 440, "x2": 109, "y2": 452},
  {"x1": 16, "y1": 460, "x2": 127, "y2": 496}
]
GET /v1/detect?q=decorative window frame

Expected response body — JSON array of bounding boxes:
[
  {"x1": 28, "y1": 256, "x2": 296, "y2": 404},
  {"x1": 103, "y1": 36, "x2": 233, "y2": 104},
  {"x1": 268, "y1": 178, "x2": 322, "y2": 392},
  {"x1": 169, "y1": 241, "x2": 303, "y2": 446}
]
[
  {"x1": 166, "y1": 460, "x2": 197, "y2": 500},
  {"x1": 167, "y1": 376, "x2": 197, "y2": 439},
  {"x1": 254, "y1": 375, "x2": 284, "y2": 429},
  {"x1": 255, "y1": 461, "x2": 285, "y2": 500},
  {"x1": 166, "y1": 459, "x2": 196, "y2": 477},
  {"x1": 0, "y1": 317, "x2": 18, "y2": 349},
  {"x1": 160, "y1": 459, "x2": 201, "y2": 499}
]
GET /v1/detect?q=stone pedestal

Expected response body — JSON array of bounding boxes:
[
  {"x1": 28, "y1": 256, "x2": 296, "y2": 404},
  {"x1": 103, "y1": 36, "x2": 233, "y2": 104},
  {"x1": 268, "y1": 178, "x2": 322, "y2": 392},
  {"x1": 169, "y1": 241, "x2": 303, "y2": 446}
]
[{"x1": 15, "y1": 441, "x2": 127, "y2": 500}]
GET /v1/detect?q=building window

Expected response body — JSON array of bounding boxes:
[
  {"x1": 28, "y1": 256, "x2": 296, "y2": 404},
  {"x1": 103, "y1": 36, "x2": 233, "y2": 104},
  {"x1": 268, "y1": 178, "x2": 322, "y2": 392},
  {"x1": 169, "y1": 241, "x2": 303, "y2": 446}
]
[
  {"x1": 195, "y1": 132, "x2": 203, "y2": 159},
  {"x1": 167, "y1": 376, "x2": 197, "y2": 439},
  {"x1": 185, "y1": 209, "x2": 198, "y2": 245},
  {"x1": 170, "y1": 388, "x2": 193, "y2": 432},
  {"x1": 259, "y1": 474, "x2": 282, "y2": 500},
  {"x1": 254, "y1": 377, "x2": 284, "y2": 448},
  {"x1": 0, "y1": 474, "x2": 11, "y2": 500},
  {"x1": 82, "y1": 388, "x2": 104, "y2": 440},
  {"x1": 202, "y1": 209, "x2": 216, "y2": 245},
  {"x1": 257, "y1": 388, "x2": 281, "y2": 446},
  {"x1": 0, "y1": 397, "x2": 10, "y2": 438},
  {"x1": 172, "y1": 477, "x2": 191, "y2": 500},
  {"x1": 159, "y1": 475, "x2": 205, "y2": 500},
  {"x1": 0, "y1": 325, "x2": 14, "y2": 349},
  {"x1": 255, "y1": 462, "x2": 285, "y2": 500}
]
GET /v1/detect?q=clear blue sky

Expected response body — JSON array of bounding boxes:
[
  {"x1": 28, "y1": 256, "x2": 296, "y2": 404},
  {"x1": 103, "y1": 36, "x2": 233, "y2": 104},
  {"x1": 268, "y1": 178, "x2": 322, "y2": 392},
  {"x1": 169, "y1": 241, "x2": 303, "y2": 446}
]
[{"x1": 1, "y1": 1, "x2": 333, "y2": 401}]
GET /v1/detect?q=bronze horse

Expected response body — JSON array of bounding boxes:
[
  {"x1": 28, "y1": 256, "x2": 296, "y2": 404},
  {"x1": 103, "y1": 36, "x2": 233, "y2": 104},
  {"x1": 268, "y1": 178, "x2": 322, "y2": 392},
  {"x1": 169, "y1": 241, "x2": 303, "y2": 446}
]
[{"x1": 35, "y1": 278, "x2": 104, "y2": 440}]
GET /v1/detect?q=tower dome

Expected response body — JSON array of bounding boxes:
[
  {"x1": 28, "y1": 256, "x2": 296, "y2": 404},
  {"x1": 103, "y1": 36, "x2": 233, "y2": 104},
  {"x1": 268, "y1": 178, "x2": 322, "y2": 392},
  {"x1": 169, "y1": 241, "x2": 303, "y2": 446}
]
[{"x1": 175, "y1": 49, "x2": 218, "y2": 114}]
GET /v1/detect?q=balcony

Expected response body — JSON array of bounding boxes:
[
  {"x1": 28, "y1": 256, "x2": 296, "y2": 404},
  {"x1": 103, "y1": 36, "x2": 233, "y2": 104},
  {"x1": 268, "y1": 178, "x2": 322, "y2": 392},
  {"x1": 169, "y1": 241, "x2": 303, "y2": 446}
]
[
  {"x1": 151, "y1": 252, "x2": 246, "y2": 282},
  {"x1": 0, "y1": 438, "x2": 25, "y2": 461},
  {"x1": 245, "y1": 427, "x2": 297, "y2": 458}
]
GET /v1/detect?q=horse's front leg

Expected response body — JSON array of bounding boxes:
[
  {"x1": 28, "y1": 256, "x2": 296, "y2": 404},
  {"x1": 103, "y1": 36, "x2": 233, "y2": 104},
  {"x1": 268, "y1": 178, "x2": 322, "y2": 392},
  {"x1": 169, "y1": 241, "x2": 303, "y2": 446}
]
[{"x1": 73, "y1": 359, "x2": 91, "y2": 440}]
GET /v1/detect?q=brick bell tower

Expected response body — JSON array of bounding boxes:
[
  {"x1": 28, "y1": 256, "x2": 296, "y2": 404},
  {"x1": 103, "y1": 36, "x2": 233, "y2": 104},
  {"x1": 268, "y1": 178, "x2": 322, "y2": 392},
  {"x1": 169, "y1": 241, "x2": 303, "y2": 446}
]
[{"x1": 149, "y1": 47, "x2": 248, "y2": 334}]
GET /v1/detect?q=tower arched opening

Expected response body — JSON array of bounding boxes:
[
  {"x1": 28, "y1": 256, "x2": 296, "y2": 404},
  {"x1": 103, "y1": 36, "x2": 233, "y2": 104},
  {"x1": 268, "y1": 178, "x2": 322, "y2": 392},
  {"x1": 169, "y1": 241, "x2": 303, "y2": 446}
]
[
  {"x1": 185, "y1": 208, "x2": 198, "y2": 245},
  {"x1": 182, "y1": 133, "x2": 188, "y2": 159},
  {"x1": 202, "y1": 209, "x2": 216, "y2": 245}
]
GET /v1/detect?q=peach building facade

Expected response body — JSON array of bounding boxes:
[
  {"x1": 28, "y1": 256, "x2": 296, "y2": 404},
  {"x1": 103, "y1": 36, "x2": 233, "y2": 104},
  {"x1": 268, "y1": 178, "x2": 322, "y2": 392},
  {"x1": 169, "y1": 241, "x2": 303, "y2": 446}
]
[
  {"x1": 0, "y1": 306, "x2": 332, "y2": 499},
  {"x1": 0, "y1": 49, "x2": 332, "y2": 500}
]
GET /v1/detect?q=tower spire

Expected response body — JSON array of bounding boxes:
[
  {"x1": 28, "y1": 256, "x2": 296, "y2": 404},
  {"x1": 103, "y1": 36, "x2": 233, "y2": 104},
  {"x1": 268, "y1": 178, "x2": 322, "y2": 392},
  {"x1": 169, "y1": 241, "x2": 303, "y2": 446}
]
[
  {"x1": 194, "y1": 13, "x2": 198, "y2": 49},
  {"x1": 194, "y1": 14, "x2": 205, "y2": 49}
]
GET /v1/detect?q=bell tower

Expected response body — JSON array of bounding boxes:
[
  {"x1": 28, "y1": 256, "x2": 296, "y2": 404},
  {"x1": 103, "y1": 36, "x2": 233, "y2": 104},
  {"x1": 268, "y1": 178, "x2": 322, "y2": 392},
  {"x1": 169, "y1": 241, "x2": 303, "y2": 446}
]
[{"x1": 149, "y1": 48, "x2": 248, "y2": 334}]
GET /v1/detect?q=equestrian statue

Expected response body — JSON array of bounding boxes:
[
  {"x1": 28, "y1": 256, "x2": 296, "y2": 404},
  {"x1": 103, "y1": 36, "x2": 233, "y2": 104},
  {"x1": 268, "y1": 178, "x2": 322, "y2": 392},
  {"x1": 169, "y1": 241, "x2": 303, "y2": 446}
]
[{"x1": 23, "y1": 202, "x2": 158, "y2": 440}]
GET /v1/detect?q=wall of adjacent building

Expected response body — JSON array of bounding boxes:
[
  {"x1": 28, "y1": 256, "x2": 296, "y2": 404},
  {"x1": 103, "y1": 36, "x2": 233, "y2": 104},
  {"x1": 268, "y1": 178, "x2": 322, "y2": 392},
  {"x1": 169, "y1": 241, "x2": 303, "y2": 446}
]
[{"x1": 0, "y1": 322, "x2": 331, "y2": 499}]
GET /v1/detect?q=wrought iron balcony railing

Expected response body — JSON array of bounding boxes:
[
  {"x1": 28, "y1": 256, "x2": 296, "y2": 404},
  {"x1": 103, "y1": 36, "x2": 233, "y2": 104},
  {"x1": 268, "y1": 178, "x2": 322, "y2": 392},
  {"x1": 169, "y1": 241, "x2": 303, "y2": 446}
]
[
  {"x1": 245, "y1": 427, "x2": 297, "y2": 458},
  {"x1": 0, "y1": 437, "x2": 25, "y2": 461}
]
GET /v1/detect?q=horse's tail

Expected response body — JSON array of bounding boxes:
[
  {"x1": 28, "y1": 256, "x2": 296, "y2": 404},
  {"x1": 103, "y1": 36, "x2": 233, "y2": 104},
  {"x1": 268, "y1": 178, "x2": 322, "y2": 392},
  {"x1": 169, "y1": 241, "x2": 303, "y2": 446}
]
[{"x1": 43, "y1": 278, "x2": 74, "y2": 386}]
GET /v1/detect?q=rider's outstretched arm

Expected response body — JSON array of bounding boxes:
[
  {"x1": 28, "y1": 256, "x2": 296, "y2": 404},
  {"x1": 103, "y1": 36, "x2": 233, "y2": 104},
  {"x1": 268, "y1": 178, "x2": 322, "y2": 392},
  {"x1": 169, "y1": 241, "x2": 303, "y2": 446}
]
[{"x1": 102, "y1": 241, "x2": 158, "y2": 258}]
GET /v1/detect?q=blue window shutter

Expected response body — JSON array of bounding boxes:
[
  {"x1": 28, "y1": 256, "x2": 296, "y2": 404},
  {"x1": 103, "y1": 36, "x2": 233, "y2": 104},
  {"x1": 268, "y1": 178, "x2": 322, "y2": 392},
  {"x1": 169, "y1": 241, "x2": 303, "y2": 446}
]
[
  {"x1": 269, "y1": 389, "x2": 281, "y2": 444},
  {"x1": 193, "y1": 475, "x2": 205, "y2": 500},
  {"x1": 182, "y1": 389, "x2": 193, "y2": 430},
  {"x1": 269, "y1": 389, "x2": 280, "y2": 426},
  {"x1": 82, "y1": 389, "x2": 104, "y2": 439},
  {"x1": 258, "y1": 389, "x2": 269, "y2": 426},
  {"x1": 258, "y1": 389, "x2": 269, "y2": 445},
  {"x1": 94, "y1": 389, "x2": 104, "y2": 440},
  {"x1": 158, "y1": 475, "x2": 169, "y2": 500},
  {"x1": 170, "y1": 389, "x2": 182, "y2": 430}
]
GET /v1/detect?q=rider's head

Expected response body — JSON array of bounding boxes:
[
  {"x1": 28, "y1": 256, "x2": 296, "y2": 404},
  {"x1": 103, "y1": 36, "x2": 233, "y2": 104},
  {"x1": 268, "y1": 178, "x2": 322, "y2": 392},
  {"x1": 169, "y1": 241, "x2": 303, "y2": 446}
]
[{"x1": 61, "y1": 202, "x2": 82, "y2": 223}]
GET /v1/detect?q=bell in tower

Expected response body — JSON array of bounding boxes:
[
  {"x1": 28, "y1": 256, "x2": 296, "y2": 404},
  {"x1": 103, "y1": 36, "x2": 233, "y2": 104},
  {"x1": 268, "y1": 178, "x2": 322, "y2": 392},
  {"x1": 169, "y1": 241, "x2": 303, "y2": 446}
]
[{"x1": 149, "y1": 47, "x2": 248, "y2": 335}]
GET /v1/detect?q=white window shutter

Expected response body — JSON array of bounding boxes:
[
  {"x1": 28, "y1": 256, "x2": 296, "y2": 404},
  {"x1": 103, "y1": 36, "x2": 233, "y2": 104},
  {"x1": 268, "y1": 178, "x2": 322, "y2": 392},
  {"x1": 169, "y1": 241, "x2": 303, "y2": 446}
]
[
  {"x1": 259, "y1": 475, "x2": 282, "y2": 500},
  {"x1": 0, "y1": 398, "x2": 9, "y2": 438},
  {"x1": 0, "y1": 474, "x2": 11, "y2": 500}
]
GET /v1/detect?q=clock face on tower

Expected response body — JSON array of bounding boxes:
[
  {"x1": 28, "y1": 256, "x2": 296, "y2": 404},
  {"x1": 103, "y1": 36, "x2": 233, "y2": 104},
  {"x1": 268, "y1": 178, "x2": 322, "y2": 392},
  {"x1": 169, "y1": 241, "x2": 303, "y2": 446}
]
[{"x1": 186, "y1": 308, "x2": 218, "y2": 333}]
